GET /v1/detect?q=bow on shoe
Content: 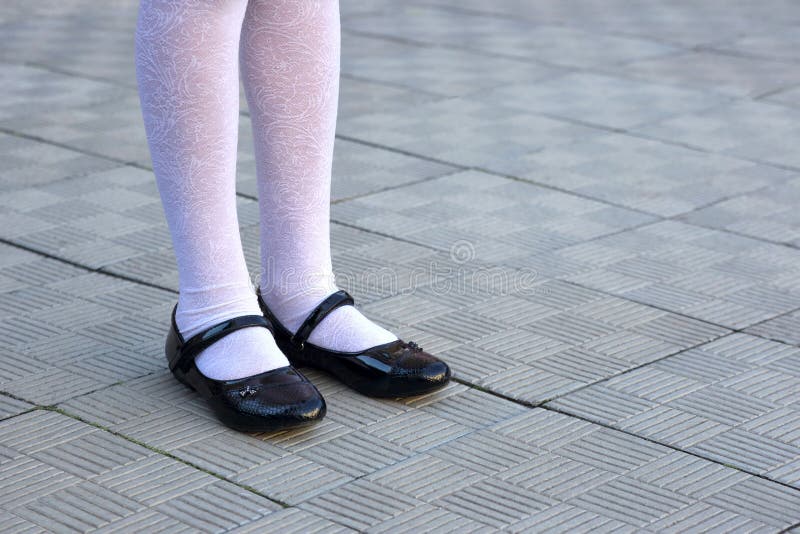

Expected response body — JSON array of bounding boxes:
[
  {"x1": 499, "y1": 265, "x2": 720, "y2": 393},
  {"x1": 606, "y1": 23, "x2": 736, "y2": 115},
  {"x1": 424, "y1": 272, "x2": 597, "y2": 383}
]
[{"x1": 406, "y1": 341, "x2": 423, "y2": 352}]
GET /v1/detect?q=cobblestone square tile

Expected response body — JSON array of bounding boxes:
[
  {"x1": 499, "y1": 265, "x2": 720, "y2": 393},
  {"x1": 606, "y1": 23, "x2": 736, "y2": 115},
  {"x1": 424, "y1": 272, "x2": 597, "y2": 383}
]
[
  {"x1": 428, "y1": 0, "x2": 787, "y2": 47},
  {"x1": 549, "y1": 333, "x2": 800, "y2": 487},
  {"x1": 344, "y1": 5, "x2": 677, "y2": 69},
  {"x1": 763, "y1": 84, "x2": 800, "y2": 109},
  {"x1": 713, "y1": 27, "x2": 800, "y2": 63},
  {"x1": 475, "y1": 72, "x2": 730, "y2": 131},
  {"x1": 341, "y1": 32, "x2": 564, "y2": 98},
  {"x1": 502, "y1": 132, "x2": 794, "y2": 216},
  {"x1": 336, "y1": 94, "x2": 603, "y2": 168},
  {"x1": 681, "y1": 175, "x2": 800, "y2": 246},
  {"x1": 635, "y1": 99, "x2": 800, "y2": 168},
  {"x1": 614, "y1": 50, "x2": 800, "y2": 97},
  {"x1": 559, "y1": 220, "x2": 800, "y2": 330}
]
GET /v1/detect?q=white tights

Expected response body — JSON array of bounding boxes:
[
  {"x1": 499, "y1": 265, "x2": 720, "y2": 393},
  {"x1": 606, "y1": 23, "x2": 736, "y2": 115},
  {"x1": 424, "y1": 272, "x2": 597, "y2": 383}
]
[{"x1": 135, "y1": 0, "x2": 395, "y2": 380}]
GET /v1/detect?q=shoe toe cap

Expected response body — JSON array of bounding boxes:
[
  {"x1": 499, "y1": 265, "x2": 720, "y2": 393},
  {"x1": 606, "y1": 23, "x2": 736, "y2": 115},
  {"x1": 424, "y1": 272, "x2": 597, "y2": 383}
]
[
  {"x1": 213, "y1": 367, "x2": 326, "y2": 431},
  {"x1": 421, "y1": 359, "x2": 451, "y2": 384},
  {"x1": 387, "y1": 349, "x2": 451, "y2": 395}
]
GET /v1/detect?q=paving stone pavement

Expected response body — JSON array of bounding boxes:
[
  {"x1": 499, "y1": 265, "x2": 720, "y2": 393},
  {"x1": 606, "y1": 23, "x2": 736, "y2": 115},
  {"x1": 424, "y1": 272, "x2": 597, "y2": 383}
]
[{"x1": 1, "y1": 0, "x2": 800, "y2": 531}]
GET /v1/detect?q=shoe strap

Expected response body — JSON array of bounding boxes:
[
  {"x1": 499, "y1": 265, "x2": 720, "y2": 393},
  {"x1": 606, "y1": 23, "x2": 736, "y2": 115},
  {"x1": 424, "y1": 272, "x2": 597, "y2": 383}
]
[
  {"x1": 171, "y1": 308, "x2": 272, "y2": 373},
  {"x1": 292, "y1": 290, "x2": 355, "y2": 348}
]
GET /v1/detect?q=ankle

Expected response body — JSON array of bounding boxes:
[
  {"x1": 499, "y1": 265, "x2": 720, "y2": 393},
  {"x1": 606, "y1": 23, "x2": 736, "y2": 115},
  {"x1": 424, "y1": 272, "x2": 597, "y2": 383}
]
[
  {"x1": 259, "y1": 273, "x2": 338, "y2": 334},
  {"x1": 176, "y1": 289, "x2": 264, "y2": 341}
]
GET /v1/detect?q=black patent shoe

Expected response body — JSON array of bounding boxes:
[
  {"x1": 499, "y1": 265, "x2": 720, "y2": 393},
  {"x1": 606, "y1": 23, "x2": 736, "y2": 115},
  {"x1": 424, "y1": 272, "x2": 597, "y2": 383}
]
[
  {"x1": 256, "y1": 288, "x2": 451, "y2": 398},
  {"x1": 165, "y1": 304, "x2": 326, "y2": 432}
]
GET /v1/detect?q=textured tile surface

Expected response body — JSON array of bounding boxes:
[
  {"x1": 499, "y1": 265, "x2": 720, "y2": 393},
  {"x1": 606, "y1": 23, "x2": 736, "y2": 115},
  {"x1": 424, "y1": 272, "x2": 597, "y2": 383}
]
[{"x1": 2, "y1": 0, "x2": 800, "y2": 531}]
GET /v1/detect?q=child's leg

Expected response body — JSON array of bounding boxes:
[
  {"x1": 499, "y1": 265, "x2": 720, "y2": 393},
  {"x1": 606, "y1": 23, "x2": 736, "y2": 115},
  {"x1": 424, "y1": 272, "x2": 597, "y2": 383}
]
[{"x1": 135, "y1": 0, "x2": 289, "y2": 379}]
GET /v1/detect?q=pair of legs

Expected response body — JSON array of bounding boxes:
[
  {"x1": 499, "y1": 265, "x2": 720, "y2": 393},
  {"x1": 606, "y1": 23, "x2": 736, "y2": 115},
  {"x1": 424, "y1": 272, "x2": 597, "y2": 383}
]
[{"x1": 135, "y1": 0, "x2": 394, "y2": 380}]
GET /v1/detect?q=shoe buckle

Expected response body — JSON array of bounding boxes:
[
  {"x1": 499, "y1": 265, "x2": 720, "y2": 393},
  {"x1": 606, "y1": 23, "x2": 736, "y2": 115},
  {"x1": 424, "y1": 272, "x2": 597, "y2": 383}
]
[{"x1": 290, "y1": 335, "x2": 305, "y2": 351}]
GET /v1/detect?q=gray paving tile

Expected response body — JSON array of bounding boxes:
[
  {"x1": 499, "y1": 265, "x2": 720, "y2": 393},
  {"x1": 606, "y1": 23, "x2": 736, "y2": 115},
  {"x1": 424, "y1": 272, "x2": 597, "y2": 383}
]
[
  {"x1": 764, "y1": 84, "x2": 800, "y2": 109},
  {"x1": 746, "y1": 310, "x2": 800, "y2": 346},
  {"x1": 0, "y1": 510, "x2": 48, "y2": 534},
  {"x1": 233, "y1": 454, "x2": 353, "y2": 506},
  {"x1": 341, "y1": 33, "x2": 564, "y2": 98},
  {"x1": 337, "y1": 76, "x2": 441, "y2": 120},
  {"x1": 366, "y1": 503, "x2": 492, "y2": 534},
  {"x1": 344, "y1": 5, "x2": 677, "y2": 69},
  {"x1": 336, "y1": 96, "x2": 603, "y2": 169},
  {"x1": 682, "y1": 176, "x2": 800, "y2": 245},
  {"x1": 153, "y1": 480, "x2": 281, "y2": 532},
  {"x1": 0, "y1": 455, "x2": 82, "y2": 508},
  {"x1": 93, "y1": 510, "x2": 193, "y2": 533},
  {"x1": 561, "y1": 220, "x2": 800, "y2": 330},
  {"x1": 428, "y1": 0, "x2": 792, "y2": 47},
  {"x1": 0, "y1": 65, "x2": 149, "y2": 165},
  {"x1": 635, "y1": 99, "x2": 800, "y2": 169},
  {"x1": 0, "y1": 0, "x2": 138, "y2": 85},
  {"x1": 13, "y1": 481, "x2": 144, "y2": 532},
  {"x1": 299, "y1": 479, "x2": 425, "y2": 531},
  {"x1": 0, "y1": 132, "x2": 121, "y2": 191},
  {"x1": 567, "y1": 476, "x2": 693, "y2": 527},
  {"x1": 365, "y1": 453, "x2": 485, "y2": 501},
  {"x1": 31, "y1": 429, "x2": 154, "y2": 478},
  {"x1": 650, "y1": 501, "x2": 776, "y2": 532},
  {"x1": 237, "y1": 134, "x2": 457, "y2": 202},
  {"x1": 549, "y1": 333, "x2": 800, "y2": 487},
  {"x1": 432, "y1": 477, "x2": 555, "y2": 528},
  {"x1": 475, "y1": 72, "x2": 730, "y2": 131},
  {"x1": 0, "y1": 395, "x2": 33, "y2": 420},
  {"x1": 614, "y1": 50, "x2": 800, "y2": 97},
  {"x1": 713, "y1": 27, "x2": 800, "y2": 63},
  {"x1": 228, "y1": 507, "x2": 356, "y2": 534},
  {"x1": 0, "y1": 410, "x2": 96, "y2": 454},
  {"x1": 506, "y1": 132, "x2": 795, "y2": 217},
  {"x1": 332, "y1": 169, "x2": 657, "y2": 263},
  {"x1": 506, "y1": 503, "x2": 636, "y2": 533}
]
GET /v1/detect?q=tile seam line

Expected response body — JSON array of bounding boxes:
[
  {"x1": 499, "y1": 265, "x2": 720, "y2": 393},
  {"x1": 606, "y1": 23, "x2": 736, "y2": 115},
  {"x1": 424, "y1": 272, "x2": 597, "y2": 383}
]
[
  {"x1": 11, "y1": 107, "x2": 798, "y2": 259},
  {"x1": 6, "y1": 380, "x2": 800, "y2": 514},
  {"x1": 518, "y1": 312, "x2": 798, "y2": 407},
  {"x1": 756, "y1": 82, "x2": 800, "y2": 101},
  {"x1": 2, "y1": 177, "x2": 799, "y2": 481},
  {"x1": 1, "y1": 280, "x2": 796, "y2": 497},
  {"x1": 6, "y1": 228, "x2": 800, "y2": 453},
  {"x1": 678, "y1": 217, "x2": 800, "y2": 252},
  {"x1": 9, "y1": 115, "x2": 800, "y2": 258},
  {"x1": 695, "y1": 45, "x2": 800, "y2": 67},
  {"x1": 1, "y1": 59, "x2": 137, "y2": 89},
  {"x1": 12, "y1": 83, "x2": 794, "y2": 225},
  {"x1": 330, "y1": 215, "x2": 800, "y2": 346},
  {"x1": 10, "y1": 32, "x2": 795, "y2": 146},
  {"x1": 337, "y1": 72, "x2": 455, "y2": 98},
  {"x1": 4, "y1": 164, "x2": 800, "y2": 350},
  {"x1": 11, "y1": 401, "x2": 400, "y2": 533},
  {"x1": 235, "y1": 167, "x2": 465, "y2": 207},
  {"x1": 4, "y1": 208, "x2": 797, "y2": 356},
  {"x1": 415, "y1": 1, "x2": 709, "y2": 50},
  {"x1": 16, "y1": 406, "x2": 353, "y2": 522},
  {"x1": 340, "y1": 27, "x2": 577, "y2": 70},
  {"x1": 342, "y1": 27, "x2": 695, "y2": 74},
  {"x1": 540, "y1": 403, "x2": 800, "y2": 499},
  {"x1": 10, "y1": 57, "x2": 771, "y2": 182},
  {"x1": 782, "y1": 520, "x2": 800, "y2": 533},
  {"x1": 0, "y1": 127, "x2": 149, "y2": 171},
  {"x1": 0, "y1": 237, "x2": 178, "y2": 295},
  {"x1": 626, "y1": 129, "x2": 800, "y2": 175},
  {"x1": 1, "y1": 121, "x2": 469, "y2": 191}
]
